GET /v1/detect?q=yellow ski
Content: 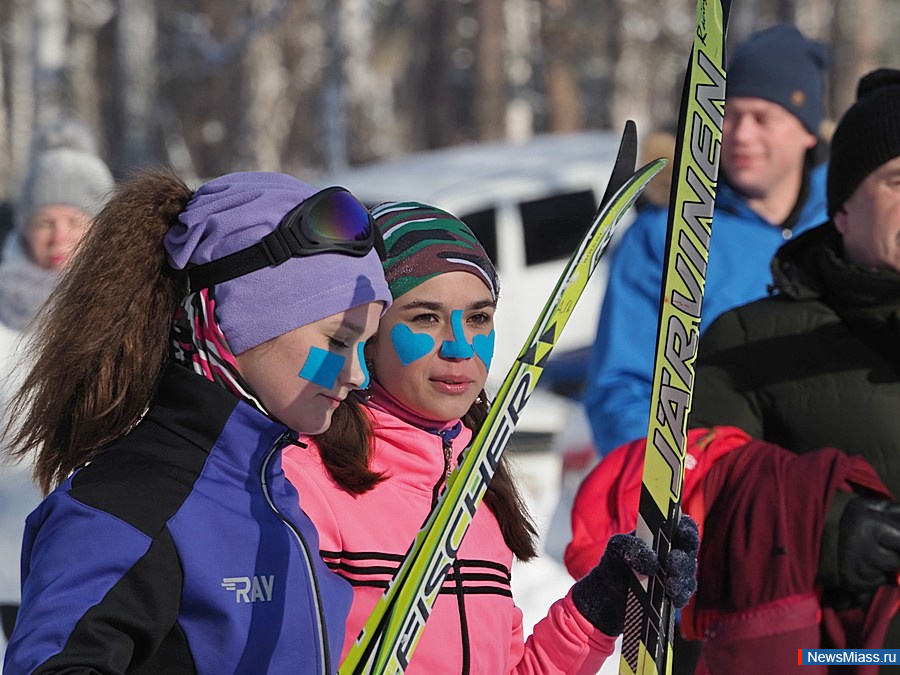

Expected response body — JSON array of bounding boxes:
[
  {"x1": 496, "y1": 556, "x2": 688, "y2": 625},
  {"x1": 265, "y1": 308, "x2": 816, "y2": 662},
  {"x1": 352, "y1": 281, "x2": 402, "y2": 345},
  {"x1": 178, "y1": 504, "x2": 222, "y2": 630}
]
[{"x1": 619, "y1": 2, "x2": 730, "y2": 674}]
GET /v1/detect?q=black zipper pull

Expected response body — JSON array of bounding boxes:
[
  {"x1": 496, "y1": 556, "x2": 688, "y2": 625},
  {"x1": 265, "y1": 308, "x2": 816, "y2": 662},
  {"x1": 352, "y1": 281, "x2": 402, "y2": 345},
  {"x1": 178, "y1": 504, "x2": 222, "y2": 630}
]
[{"x1": 441, "y1": 436, "x2": 453, "y2": 483}]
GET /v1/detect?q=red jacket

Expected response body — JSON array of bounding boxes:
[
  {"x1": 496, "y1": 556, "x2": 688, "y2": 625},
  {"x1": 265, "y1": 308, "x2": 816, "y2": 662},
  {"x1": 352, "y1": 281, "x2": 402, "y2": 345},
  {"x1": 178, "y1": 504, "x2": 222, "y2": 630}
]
[
  {"x1": 565, "y1": 426, "x2": 748, "y2": 579},
  {"x1": 566, "y1": 428, "x2": 899, "y2": 674}
]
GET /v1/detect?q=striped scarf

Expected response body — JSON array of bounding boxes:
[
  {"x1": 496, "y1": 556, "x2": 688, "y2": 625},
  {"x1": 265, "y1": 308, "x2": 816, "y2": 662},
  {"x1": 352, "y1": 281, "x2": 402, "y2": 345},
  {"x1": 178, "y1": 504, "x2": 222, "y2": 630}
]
[{"x1": 171, "y1": 288, "x2": 267, "y2": 415}]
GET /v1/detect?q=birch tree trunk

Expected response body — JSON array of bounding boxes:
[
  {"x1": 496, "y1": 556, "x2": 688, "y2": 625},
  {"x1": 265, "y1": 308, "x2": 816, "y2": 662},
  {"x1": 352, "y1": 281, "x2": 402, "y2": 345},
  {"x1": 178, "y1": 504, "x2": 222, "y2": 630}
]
[
  {"x1": 475, "y1": 0, "x2": 507, "y2": 141},
  {"x1": 343, "y1": 0, "x2": 394, "y2": 165},
  {"x1": 422, "y1": 3, "x2": 457, "y2": 148},
  {"x1": 32, "y1": 0, "x2": 68, "y2": 128},
  {"x1": 503, "y1": 0, "x2": 537, "y2": 140},
  {"x1": 728, "y1": 0, "x2": 762, "y2": 46},
  {"x1": 8, "y1": 0, "x2": 36, "y2": 190},
  {"x1": 68, "y1": 0, "x2": 115, "y2": 139},
  {"x1": 0, "y1": 5, "x2": 9, "y2": 199},
  {"x1": 239, "y1": 0, "x2": 291, "y2": 171},
  {"x1": 831, "y1": 0, "x2": 882, "y2": 120},
  {"x1": 540, "y1": 0, "x2": 582, "y2": 132},
  {"x1": 116, "y1": 0, "x2": 158, "y2": 168},
  {"x1": 321, "y1": 0, "x2": 349, "y2": 172},
  {"x1": 795, "y1": 0, "x2": 833, "y2": 41},
  {"x1": 610, "y1": 0, "x2": 691, "y2": 134}
]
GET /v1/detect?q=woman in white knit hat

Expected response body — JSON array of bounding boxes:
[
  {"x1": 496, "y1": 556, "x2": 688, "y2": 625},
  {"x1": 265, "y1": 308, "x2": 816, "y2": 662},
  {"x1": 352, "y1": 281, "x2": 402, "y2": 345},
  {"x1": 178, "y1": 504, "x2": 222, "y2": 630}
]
[
  {"x1": 1, "y1": 119, "x2": 114, "y2": 328},
  {"x1": 0, "y1": 119, "x2": 113, "y2": 656}
]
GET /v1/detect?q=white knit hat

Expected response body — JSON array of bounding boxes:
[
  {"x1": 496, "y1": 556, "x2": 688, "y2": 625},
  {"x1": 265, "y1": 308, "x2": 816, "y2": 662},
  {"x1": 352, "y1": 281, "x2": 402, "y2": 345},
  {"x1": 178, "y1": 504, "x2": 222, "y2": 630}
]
[{"x1": 16, "y1": 121, "x2": 114, "y2": 233}]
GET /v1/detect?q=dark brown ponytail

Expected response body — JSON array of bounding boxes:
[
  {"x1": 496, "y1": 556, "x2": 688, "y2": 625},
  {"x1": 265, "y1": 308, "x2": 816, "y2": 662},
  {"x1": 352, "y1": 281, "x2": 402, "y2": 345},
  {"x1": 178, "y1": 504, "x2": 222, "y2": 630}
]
[{"x1": 3, "y1": 168, "x2": 193, "y2": 494}]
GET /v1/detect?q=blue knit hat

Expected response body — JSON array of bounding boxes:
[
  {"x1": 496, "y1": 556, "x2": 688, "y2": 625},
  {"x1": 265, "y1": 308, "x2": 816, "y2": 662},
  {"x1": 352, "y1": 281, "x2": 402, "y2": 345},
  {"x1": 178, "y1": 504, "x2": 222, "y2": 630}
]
[{"x1": 727, "y1": 24, "x2": 829, "y2": 135}]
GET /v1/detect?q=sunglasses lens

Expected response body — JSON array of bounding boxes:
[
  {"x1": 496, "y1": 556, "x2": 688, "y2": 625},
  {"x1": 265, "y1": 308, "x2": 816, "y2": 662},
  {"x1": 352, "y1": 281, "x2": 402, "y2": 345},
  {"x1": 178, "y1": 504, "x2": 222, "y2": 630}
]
[{"x1": 305, "y1": 190, "x2": 372, "y2": 243}]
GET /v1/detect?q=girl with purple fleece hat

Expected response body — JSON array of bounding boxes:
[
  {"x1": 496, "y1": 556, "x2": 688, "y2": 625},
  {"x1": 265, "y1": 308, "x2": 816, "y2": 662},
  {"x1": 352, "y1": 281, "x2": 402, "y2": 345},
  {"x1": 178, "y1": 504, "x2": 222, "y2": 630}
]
[{"x1": 2, "y1": 169, "x2": 390, "y2": 674}]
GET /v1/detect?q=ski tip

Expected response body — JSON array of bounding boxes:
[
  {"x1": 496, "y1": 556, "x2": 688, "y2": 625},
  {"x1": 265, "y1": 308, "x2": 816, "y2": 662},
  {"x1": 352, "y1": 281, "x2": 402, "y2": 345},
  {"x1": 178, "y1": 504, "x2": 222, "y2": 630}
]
[
  {"x1": 619, "y1": 120, "x2": 637, "y2": 162},
  {"x1": 599, "y1": 120, "x2": 639, "y2": 208}
]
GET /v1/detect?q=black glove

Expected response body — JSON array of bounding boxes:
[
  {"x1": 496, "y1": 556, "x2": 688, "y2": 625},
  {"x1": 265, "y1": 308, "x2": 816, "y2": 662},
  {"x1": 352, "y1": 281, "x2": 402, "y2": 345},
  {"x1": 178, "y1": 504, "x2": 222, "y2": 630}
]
[
  {"x1": 572, "y1": 515, "x2": 699, "y2": 636},
  {"x1": 837, "y1": 497, "x2": 900, "y2": 593}
]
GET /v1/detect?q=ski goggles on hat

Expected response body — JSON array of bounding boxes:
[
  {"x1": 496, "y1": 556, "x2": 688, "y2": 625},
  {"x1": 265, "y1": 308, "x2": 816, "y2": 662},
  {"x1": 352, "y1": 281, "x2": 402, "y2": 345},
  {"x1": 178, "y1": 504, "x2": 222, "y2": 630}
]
[{"x1": 187, "y1": 186, "x2": 386, "y2": 292}]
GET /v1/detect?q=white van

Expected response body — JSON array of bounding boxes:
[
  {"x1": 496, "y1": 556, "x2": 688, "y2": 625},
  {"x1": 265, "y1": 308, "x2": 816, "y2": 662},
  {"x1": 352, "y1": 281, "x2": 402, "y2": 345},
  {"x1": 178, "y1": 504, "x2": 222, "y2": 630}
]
[{"x1": 321, "y1": 130, "x2": 630, "y2": 441}]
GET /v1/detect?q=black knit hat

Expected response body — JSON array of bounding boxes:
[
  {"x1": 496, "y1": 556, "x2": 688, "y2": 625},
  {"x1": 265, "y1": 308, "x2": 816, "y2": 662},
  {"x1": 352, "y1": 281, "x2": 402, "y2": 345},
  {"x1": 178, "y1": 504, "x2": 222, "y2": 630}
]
[
  {"x1": 727, "y1": 24, "x2": 828, "y2": 135},
  {"x1": 827, "y1": 68, "x2": 900, "y2": 217}
]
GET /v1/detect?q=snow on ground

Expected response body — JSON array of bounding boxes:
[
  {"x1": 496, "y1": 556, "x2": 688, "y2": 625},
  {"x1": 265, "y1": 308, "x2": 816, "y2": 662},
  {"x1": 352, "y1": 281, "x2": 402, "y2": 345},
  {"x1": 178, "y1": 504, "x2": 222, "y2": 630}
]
[
  {"x1": 0, "y1": 462, "x2": 41, "y2": 664},
  {"x1": 508, "y1": 445, "x2": 621, "y2": 674}
]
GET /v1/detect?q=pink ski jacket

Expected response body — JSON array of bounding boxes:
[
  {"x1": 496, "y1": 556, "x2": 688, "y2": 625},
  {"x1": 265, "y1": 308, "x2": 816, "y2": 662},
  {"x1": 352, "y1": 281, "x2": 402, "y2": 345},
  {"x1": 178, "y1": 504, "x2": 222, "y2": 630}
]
[{"x1": 283, "y1": 397, "x2": 615, "y2": 674}]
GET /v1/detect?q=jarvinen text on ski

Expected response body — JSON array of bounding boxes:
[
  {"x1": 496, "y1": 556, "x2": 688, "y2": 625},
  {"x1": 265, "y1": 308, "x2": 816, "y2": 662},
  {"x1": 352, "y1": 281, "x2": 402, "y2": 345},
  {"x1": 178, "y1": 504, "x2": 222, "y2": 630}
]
[{"x1": 648, "y1": 50, "x2": 724, "y2": 508}]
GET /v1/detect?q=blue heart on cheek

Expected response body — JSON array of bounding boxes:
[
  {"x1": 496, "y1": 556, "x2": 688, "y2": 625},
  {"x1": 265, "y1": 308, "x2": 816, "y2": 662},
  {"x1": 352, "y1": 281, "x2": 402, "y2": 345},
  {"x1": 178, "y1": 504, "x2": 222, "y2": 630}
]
[
  {"x1": 390, "y1": 324, "x2": 436, "y2": 366},
  {"x1": 472, "y1": 330, "x2": 495, "y2": 371}
]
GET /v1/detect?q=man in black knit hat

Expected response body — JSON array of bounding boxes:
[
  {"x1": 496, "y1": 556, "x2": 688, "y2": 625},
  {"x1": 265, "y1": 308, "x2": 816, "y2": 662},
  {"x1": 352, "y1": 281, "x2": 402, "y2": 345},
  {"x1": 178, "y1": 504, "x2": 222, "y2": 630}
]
[{"x1": 691, "y1": 68, "x2": 900, "y2": 655}]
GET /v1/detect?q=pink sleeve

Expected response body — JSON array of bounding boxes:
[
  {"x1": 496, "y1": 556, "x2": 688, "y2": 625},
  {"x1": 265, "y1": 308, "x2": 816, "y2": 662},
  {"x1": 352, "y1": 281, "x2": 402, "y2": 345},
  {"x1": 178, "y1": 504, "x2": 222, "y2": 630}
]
[{"x1": 507, "y1": 589, "x2": 617, "y2": 674}]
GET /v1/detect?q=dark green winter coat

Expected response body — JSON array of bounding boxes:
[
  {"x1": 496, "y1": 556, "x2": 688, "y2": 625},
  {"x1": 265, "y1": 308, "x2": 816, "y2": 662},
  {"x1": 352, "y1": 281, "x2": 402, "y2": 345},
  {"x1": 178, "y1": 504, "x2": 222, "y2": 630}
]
[{"x1": 690, "y1": 221, "x2": 900, "y2": 588}]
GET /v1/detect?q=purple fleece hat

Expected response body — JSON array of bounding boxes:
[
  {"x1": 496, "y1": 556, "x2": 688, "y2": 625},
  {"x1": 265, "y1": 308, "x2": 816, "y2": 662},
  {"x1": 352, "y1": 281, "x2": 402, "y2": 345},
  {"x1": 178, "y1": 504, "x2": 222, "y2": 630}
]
[{"x1": 164, "y1": 172, "x2": 391, "y2": 354}]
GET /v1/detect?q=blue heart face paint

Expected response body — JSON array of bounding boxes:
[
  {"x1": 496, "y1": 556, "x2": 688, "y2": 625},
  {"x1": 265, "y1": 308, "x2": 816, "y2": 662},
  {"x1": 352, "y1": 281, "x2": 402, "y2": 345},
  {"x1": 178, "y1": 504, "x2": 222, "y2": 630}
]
[
  {"x1": 390, "y1": 324, "x2": 435, "y2": 366},
  {"x1": 440, "y1": 310, "x2": 475, "y2": 359},
  {"x1": 358, "y1": 342, "x2": 370, "y2": 389},
  {"x1": 298, "y1": 346, "x2": 346, "y2": 389},
  {"x1": 472, "y1": 329, "x2": 495, "y2": 371},
  {"x1": 370, "y1": 271, "x2": 495, "y2": 423}
]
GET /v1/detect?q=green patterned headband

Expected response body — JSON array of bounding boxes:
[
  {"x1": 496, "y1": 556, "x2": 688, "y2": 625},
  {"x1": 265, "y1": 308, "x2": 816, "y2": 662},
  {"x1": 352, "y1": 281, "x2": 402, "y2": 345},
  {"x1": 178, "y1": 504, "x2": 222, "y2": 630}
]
[{"x1": 371, "y1": 201, "x2": 499, "y2": 301}]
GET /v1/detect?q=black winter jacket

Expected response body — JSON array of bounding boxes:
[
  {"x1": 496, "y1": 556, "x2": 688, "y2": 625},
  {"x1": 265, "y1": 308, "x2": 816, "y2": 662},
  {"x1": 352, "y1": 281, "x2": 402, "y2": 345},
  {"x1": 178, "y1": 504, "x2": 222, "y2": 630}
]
[{"x1": 691, "y1": 221, "x2": 900, "y2": 588}]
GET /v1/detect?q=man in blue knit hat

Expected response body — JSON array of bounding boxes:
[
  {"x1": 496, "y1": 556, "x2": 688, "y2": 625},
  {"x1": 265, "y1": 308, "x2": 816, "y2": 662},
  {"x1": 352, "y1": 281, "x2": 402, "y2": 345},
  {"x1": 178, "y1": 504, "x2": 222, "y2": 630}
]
[{"x1": 582, "y1": 24, "x2": 830, "y2": 457}]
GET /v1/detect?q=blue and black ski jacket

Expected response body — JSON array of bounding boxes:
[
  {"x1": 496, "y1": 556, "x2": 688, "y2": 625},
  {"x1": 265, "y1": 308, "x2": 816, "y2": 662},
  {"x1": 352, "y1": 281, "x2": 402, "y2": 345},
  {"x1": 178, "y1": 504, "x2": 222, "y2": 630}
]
[{"x1": 4, "y1": 364, "x2": 352, "y2": 674}]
